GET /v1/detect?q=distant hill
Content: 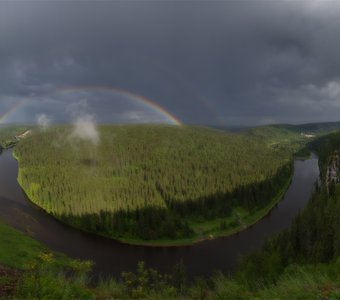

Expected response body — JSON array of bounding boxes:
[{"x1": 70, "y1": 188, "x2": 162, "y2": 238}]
[
  {"x1": 237, "y1": 121, "x2": 340, "y2": 153},
  {"x1": 214, "y1": 120, "x2": 340, "y2": 135},
  {"x1": 243, "y1": 121, "x2": 340, "y2": 137},
  {"x1": 275, "y1": 121, "x2": 340, "y2": 133}
]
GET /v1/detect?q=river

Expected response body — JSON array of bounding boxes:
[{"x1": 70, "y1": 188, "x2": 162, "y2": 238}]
[{"x1": 0, "y1": 149, "x2": 319, "y2": 278}]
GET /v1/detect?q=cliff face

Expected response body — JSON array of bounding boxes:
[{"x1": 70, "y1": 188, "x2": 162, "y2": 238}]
[{"x1": 327, "y1": 152, "x2": 340, "y2": 185}]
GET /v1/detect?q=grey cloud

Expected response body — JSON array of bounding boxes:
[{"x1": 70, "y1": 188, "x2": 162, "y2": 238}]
[{"x1": 1, "y1": 1, "x2": 340, "y2": 126}]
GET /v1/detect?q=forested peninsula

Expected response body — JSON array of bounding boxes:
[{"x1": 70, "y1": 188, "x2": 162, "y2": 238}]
[{"x1": 13, "y1": 125, "x2": 295, "y2": 245}]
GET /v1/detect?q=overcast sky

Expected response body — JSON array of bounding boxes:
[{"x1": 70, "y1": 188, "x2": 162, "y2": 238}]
[{"x1": 1, "y1": 0, "x2": 340, "y2": 127}]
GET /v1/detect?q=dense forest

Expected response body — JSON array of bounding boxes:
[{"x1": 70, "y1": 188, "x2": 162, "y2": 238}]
[{"x1": 14, "y1": 125, "x2": 293, "y2": 242}]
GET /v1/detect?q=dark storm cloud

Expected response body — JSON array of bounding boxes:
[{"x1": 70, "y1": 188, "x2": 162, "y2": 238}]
[{"x1": 1, "y1": 1, "x2": 340, "y2": 126}]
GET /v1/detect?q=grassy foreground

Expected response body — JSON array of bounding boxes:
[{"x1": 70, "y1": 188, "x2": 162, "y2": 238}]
[
  {"x1": 0, "y1": 219, "x2": 45, "y2": 269},
  {"x1": 1, "y1": 218, "x2": 340, "y2": 299},
  {"x1": 14, "y1": 125, "x2": 293, "y2": 244},
  {"x1": 0, "y1": 219, "x2": 94, "y2": 299}
]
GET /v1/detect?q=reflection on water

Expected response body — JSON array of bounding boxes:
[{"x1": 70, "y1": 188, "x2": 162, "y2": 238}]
[{"x1": 0, "y1": 149, "x2": 319, "y2": 278}]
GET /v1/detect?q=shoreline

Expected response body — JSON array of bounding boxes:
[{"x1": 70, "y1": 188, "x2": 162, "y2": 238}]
[{"x1": 112, "y1": 173, "x2": 293, "y2": 246}]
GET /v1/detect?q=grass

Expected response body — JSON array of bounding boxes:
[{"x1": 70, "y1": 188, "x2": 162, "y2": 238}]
[
  {"x1": 0, "y1": 218, "x2": 46, "y2": 269},
  {"x1": 0, "y1": 219, "x2": 95, "y2": 299},
  {"x1": 255, "y1": 264, "x2": 340, "y2": 299}
]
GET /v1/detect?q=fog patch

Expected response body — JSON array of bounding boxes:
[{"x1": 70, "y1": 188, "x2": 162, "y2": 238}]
[
  {"x1": 36, "y1": 114, "x2": 52, "y2": 130},
  {"x1": 70, "y1": 114, "x2": 100, "y2": 146}
]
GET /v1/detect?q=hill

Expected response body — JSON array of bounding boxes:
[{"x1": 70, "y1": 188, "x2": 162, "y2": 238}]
[
  {"x1": 241, "y1": 121, "x2": 340, "y2": 158},
  {"x1": 244, "y1": 121, "x2": 340, "y2": 143},
  {"x1": 14, "y1": 125, "x2": 292, "y2": 244}
]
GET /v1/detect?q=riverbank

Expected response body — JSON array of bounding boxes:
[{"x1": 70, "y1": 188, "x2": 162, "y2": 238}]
[
  {"x1": 111, "y1": 172, "x2": 293, "y2": 246},
  {"x1": 13, "y1": 149, "x2": 293, "y2": 246},
  {"x1": 2, "y1": 215, "x2": 339, "y2": 300},
  {"x1": 0, "y1": 218, "x2": 97, "y2": 299},
  {"x1": 0, "y1": 126, "x2": 32, "y2": 150},
  {"x1": 0, "y1": 218, "x2": 47, "y2": 269}
]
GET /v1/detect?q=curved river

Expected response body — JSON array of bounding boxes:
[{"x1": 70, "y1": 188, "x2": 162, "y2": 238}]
[{"x1": 0, "y1": 149, "x2": 319, "y2": 278}]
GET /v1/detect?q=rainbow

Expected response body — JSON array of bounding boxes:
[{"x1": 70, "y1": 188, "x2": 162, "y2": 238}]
[
  {"x1": 0, "y1": 100, "x2": 26, "y2": 124},
  {"x1": 59, "y1": 86, "x2": 182, "y2": 125},
  {"x1": 0, "y1": 86, "x2": 182, "y2": 125}
]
